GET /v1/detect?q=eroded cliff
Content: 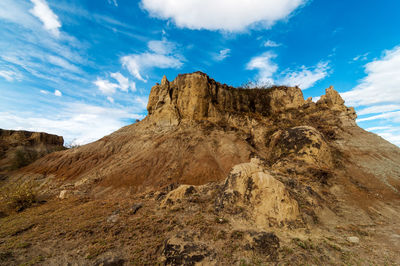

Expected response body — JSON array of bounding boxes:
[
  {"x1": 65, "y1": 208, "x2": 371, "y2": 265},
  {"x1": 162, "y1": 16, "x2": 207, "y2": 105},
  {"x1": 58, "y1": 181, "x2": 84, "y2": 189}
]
[{"x1": 0, "y1": 129, "x2": 64, "y2": 174}]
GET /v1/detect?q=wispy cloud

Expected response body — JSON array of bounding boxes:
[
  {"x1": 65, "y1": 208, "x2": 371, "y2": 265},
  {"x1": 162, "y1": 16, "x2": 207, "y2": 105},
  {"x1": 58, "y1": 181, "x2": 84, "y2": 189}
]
[
  {"x1": 246, "y1": 52, "x2": 329, "y2": 89},
  {"x1": 0, "y1": 69, "x2": 22, "y2": 82},
  {"x1": 358, "y1": 111, "x2": 400, "y2": 123},
  {"x1": 0, "y1": 103, "x2": 144, "y2": 145},
  {"x1": 358, "y1": 105, "x2": 400, "y2": 115},
  {"x1": 121, "y1": 39, "x2": 183, "y2": 82},
  {"x1": 263, "y1": 40, "x2": 280, "y2": 47},
  {"x1": 107, "y1": 0, "x2": 118, "y2": 7},
  {"x1": 214, "y1": 48, "x2": 231, "y2": 61},
  {"x1": 246, "y1": 52, "x2": 278, "y2": 85},
  {"x1": 341, "y1": 45, "x2": 400, "y2": 146},
  {"x1": 29, "y1": 0, "x2": 61, "y2": 37},
  {"x1": 352, "y1": 52, "x2": 369, "y2": 62},
  {"x1": 342, "y1": 46, "x2": 400, "y2": 106},
  {"x1": 279, "y1": 62, "x2": 330, "y2": 89},
  {"x1": 94, "y1": 78, "x2": 120, "y2": 95},
  {"x1": 110, "y1": 72, "x2": 135, "y2": 92}
]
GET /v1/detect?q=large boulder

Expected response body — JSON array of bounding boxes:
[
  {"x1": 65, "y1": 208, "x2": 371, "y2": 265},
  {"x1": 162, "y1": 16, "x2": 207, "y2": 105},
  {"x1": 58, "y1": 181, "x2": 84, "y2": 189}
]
[{"x1": 219, "y1": 158, "x2": 299, "y2": 226}]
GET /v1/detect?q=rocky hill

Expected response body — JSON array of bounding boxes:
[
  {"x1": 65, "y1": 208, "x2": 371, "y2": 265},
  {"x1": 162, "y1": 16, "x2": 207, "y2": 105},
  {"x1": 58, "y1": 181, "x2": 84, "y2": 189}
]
[
  {"x1": 0, "y1": 129, "x2": 64, "y2": 175},
  {"x1": 0, "y1": 72, "x2": 399, "y2": 265}
]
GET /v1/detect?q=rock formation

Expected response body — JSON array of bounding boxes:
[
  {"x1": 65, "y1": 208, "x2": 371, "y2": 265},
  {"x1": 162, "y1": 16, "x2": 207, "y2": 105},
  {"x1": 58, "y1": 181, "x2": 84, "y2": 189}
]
[
  {"x1": 0, "y1": 129, "x2": 64, "y2": 175},
  {"x1": 2, "y1": 72, "x2": 400, "y2": 265},
  {"x1": 17, "y1": 72, "x2": 368, "y2": 193}
]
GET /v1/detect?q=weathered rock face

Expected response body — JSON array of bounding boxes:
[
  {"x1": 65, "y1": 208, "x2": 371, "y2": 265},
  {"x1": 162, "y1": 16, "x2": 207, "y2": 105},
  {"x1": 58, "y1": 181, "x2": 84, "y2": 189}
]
[
  {"x1": 316, "y1": 86, "x2": 357, "y2": 127},
  {"x1": 219, "y1": 158, "x2": 299, "y2": 226},
  {"x1": 0, "y1": 129, "x2": 64, "y2": 173},
  {"x1": 14, "y1": 72, "x2": 400, "y2": 201},
  {"x1": 269, "y1": 126, "x2": 332, "y2": 168},
  {"x1": 147, "y1": 72, "x2": 307, "y2": 125}
]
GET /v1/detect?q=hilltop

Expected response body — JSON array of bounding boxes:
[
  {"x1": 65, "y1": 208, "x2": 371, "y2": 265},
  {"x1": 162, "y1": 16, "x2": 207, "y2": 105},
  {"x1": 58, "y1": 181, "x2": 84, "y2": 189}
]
[{"x1": 0, "y1": 72, "x2": 399, "y2": 265}]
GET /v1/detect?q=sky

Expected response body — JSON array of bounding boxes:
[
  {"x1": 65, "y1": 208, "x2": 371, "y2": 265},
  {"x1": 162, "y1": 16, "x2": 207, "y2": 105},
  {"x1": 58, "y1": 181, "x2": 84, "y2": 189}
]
[{"x1": 0, "y1": 0, "x2": 400, "y2": 146}]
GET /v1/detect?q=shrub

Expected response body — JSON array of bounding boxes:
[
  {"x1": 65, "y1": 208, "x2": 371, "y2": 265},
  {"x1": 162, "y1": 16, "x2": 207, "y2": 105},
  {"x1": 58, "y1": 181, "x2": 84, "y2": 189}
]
[
  {"x1": 11, "y1": 149, "x2": 38, "y2": 169},
  {"x1": 238, "y1": 80, "x2": 274, "y2": 90},
  {"x1": 0, "y1": 181, "x2": 38, "y2": 212}
]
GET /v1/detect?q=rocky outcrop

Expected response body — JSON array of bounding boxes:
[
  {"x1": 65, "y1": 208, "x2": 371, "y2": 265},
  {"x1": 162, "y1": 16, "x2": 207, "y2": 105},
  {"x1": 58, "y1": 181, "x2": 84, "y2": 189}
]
[
  {"x1": 316, "y1": 86, "x2": 357, "y2": 127},
  {"x1": 218, "y1": 158, "x2": 299, "y2": 226},
  {"x1": 147, "y1": 72, "x2": 356, "y2": 129},
  {"x1": 147, "y1": 72, "x2": 307, "y2": 125},
  {"x1": 269, "y1": 126, "x2": 333, "y2": 168},
  {"x1": 0, "y1": 129, "x2": 64, "y2": 173},
  {"x1": 13, "y1": 72, "x2": 399, "y2": 201}
]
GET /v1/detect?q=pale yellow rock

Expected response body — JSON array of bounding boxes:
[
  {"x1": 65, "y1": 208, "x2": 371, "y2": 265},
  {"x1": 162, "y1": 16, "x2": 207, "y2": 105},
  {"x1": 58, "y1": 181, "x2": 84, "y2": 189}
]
[
  {"x1": 59, "y1": 189, "x2": 68, "y2": 199},
  {"x1": 223, "y1": 158, "x2": 299, "y2": 226}
]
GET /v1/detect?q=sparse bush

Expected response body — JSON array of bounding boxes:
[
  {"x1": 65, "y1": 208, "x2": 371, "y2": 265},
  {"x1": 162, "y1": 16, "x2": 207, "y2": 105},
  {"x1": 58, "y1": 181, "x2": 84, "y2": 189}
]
[
  {"x1": 0, "y1": 181, "x2": 38, "y2": 212},
  {"x1": 12, "y1": 149, "x2": 38, "y2": 169},
  {"x1": 238, "y1": 80, "x2": 274, "y2": 90},
  {"x1": 65, "y1": 139, "x2": 81, "y2": 149}
]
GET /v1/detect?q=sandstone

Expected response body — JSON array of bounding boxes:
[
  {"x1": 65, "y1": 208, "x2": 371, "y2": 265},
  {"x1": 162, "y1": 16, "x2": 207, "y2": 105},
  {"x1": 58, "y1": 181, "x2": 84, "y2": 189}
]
[
  {"x1": 347, "y1": 236, "x2": 360, "y2": 244},
  {"x1": 58, "y1": 190, "x2": 69, "y2": 199},
  {"x1": 147, "y1": 71, "x2": 307, "y2": 125},
  {"x1": 0, "y1": 129, "x2": 64, "y2": 173},
  {"x1": 219, "y1": 158, "x2": 299, "y2": 226},
  {"x1": 268, "y1": 126, "x2": 332, "y2": 168}
]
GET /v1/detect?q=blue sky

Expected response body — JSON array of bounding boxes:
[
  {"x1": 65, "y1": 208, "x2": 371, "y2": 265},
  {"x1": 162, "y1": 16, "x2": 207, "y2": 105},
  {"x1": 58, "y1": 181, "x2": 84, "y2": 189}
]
[{"x1": 0, "y1": 0, "x2": 400, "y2": 146}]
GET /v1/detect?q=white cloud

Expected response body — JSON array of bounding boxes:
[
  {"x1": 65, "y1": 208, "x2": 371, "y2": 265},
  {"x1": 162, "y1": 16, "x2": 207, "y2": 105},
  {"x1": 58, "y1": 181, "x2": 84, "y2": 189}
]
[
  {"x1": 54, "y1": 89, "x2": 62, "y2": 96},
  {"x1": 47, "y1": 55, "x2": 80, "y2": 73},
  {"x1": 147, "y1": 39, "x2": 176, "y2": 55},
  {"x1": 263, "y1": 40, "x2": 280, "y2": 47},
  {"x1": 0, "y1": 70, "x2": 21, "y2": 82},
  {"x1": 0, "y1": 103, "x2": 144, "y2": 145},
  {"x1": 215, "y1": 49, "x2": 231, "y2": 61},
  {"x1": 246, "y1": 52, "x2": 278, "y2": 85},
  {"x1": 342, "y1": 46, "x2": 400, "y2": 107},
  {"x1": 110, "y1": 72, "x2": 134, "y2": 92},
  {"x1": 40, "y1": 89, "x2": 49, "y2": 94},
  {"x1": 357, "y1": 111, "x2": 400, "y2": 123},
  {"x1": 107, "y1": 96, "x2": 114, "y2": 103},
  {"x1": 29, "y1": 0, "x2": 61, "y2": 37},
  {"x1": 121, "y1": 40, "x2": 183, "y2": 82},
  {"x1": 353, "y1": 52, "x2": 369, "y2": 62},
  {"x1": 134, "y1": 96, "x2": 149, "y2": 109},
  {"x1": 279, "y1": 62, "x2": 330, "y2": 89},
  {"x1": 341, "y1": 45, "x2": 400, "y2": 147},
  {"x1": 246, "y1": 52, "x2": 329, "y2": 89},
  {"x1": 358, "y1": 105, "x2": 400, "y2": 116},
  {"x1": 366, "y1": 126, "x2": 392, "y2": 131},
  {"x1": 94, "y1": 78, "x2": 119, "y2": 95},
  {"x1": 140, "y1": 0, "x2": 305, "y2": 31}
]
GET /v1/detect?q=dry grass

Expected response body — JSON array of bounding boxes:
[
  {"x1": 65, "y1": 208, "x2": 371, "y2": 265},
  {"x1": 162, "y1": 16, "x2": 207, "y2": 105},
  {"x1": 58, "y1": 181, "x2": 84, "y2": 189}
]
[{"x1": 0, "y1": 181, "x2": 38, "y2": 212}]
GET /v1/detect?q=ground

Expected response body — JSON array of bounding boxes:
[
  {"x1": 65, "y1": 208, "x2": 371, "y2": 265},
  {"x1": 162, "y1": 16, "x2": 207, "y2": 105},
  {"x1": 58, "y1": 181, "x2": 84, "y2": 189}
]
[{"x1": 0, "y1": 187, "x2": 399, "y2": 265}]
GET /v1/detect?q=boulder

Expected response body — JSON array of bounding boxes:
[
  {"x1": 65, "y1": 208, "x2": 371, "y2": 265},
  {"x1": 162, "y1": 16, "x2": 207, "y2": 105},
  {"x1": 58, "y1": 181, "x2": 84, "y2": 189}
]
[{"x1": 219, "y1": 158, "x2": 299, "y2": 226}]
